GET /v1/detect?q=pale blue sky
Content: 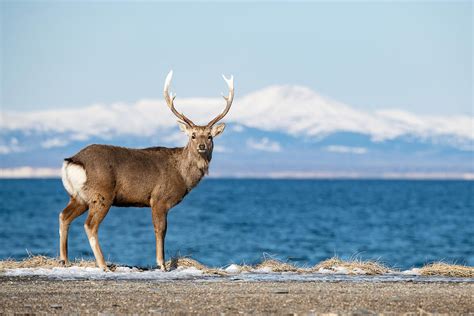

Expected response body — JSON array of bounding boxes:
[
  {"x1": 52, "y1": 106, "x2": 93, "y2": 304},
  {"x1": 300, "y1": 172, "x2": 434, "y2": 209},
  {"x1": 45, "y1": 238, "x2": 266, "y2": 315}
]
[{"x1": 1, "y1": 1, "x2": 472, "y2": 114}]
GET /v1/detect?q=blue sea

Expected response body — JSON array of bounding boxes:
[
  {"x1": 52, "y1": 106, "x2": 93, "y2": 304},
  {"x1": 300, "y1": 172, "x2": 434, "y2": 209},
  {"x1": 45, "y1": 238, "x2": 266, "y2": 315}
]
[{"x1": 0, "y1": 179, "x2": 472, "y2": 270}]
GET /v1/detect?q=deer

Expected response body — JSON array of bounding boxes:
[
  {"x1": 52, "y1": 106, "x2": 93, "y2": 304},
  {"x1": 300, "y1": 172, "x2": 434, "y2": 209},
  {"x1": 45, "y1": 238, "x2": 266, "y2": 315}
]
[{"x1": 59, "y1": 70, "x2": 234, "y2": 271}]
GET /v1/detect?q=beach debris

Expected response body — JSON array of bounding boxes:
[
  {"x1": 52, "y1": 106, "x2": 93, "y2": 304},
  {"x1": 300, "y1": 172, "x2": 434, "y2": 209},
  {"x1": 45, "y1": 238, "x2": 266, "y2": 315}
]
[{"x1": 273, "y1": 289, "x2": 289, "y2": 294}]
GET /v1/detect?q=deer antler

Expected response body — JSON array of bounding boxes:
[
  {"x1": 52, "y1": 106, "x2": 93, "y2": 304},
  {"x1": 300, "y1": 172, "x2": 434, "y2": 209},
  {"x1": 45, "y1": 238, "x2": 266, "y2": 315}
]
[
  {"x1": 163, "y1": 70, "x2": 195, "y2": 127},
  {"x1": 207, "y1": 74, "x2": 234, "y2": 127}
]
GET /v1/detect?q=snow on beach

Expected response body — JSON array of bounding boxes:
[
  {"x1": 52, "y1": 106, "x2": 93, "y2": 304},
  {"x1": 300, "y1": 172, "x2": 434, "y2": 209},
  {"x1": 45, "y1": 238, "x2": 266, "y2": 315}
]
[
  {"x1": 4, "y1": 266, "x2": 204, "y2": 281},
  {"x1": 3, "y1": 264, "x2": 473, "y2": 283},
  {"x1": 2, "y1": 256, "x2": 472, "y2": 282}
]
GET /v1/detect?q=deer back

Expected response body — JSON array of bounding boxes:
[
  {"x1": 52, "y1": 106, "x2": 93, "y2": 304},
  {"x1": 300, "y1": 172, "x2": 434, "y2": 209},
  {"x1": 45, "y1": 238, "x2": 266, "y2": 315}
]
[{"x1": 63, "y1": 144, "x2": 188, "y2": 208}]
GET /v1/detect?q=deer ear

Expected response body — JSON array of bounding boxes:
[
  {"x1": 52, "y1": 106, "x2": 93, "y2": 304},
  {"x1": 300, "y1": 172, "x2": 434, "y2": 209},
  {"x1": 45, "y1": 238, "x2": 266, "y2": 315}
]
[
  {"x1": 211, "y1": 123, "x2": 226, "y2": 138},
  {"x1": 177, "y1": 121, "x2": 191, "y2": 135}
]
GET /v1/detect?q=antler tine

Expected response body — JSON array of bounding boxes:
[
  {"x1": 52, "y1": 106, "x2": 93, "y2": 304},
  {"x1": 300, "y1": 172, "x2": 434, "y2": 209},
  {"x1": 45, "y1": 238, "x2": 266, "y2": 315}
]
[
  {"x1": 207, "y1": 74, "x2": 234, "y2": 127},
  {"x1": 163, "y1": 70, "x2": 195, "y2": 127}
]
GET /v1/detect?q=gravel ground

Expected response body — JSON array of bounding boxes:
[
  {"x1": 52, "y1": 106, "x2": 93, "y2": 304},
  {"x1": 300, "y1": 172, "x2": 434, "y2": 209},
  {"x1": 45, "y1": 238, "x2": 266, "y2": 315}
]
[{"x1": 0, "y1": 276, "x2": 472, "y2": 314}]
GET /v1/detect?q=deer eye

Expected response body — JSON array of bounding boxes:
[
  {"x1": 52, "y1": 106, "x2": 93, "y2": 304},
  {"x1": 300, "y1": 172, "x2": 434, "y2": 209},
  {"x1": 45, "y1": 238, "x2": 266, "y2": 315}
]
[
  {"x1": 208, "y1": 135, "x2": 212, "y2": 140},
  {"x1": 191, "y1": 134, "x2": 196, "y2": 139}
]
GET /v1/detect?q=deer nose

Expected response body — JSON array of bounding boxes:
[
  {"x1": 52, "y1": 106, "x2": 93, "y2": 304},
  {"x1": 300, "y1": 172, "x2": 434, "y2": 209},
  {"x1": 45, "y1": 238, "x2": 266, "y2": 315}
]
[{"x1": 199, "y1": 144, "x2": 206, "y2": 150}]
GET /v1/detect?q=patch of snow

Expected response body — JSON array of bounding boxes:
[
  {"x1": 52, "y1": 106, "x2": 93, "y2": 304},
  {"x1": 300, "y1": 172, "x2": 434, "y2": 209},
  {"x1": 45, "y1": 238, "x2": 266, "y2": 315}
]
[
  {"x1": 401, "y1": 268, "x2": 421, "y2": 275},
  {"x1": 0, "y1": 167, "x2": 61, "y2": 178},
  {"x1": 316, "y1": 266, "x2": 368, "y2": 275},
  {"x1": 333, "y1": 266, "x2": 350, "y2": 274},
  {"x1": 2, "y1": 266, "x2": 471, "y2": 283},
  {"x1": 252, "y1": 267, "x2": 273, "y2": 273},
  {"x1": 225, "y1": 264, "x2": 241, "y2": 274},
  {"x1": 4, "y1": 266, "x2": 203, "y2": 280},
  {"x1": 317, "y1": 268, "x2": 335, "y2": 274}
]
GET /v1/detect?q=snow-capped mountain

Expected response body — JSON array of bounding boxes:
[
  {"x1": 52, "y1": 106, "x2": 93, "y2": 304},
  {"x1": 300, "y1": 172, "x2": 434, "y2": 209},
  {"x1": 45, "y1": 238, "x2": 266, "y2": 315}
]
[{"x1": 1, "y1": 85, "x2": 473, "y2": 178}]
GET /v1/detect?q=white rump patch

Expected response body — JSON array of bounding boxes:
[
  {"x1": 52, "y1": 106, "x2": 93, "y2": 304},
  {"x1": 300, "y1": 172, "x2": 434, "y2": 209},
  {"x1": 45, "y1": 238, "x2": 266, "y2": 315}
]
[{"x1": 61, "y1": 161, "x2": 87, "y2": 201}]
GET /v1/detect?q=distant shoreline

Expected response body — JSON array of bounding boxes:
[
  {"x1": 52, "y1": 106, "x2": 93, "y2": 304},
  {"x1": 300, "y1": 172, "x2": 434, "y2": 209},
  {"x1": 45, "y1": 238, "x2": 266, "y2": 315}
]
[{"x1": 1, "y1": 167, "x2": 473, "y2": 181}]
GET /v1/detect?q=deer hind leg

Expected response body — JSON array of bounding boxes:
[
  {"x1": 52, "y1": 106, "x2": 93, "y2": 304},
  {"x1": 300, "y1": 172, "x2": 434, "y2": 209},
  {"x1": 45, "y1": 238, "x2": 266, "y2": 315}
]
[
  {"x1": 84, "y1": 195, "x2": 111, "y2": 271},
  {"x1": 151, "y1": 201, "x2": 169, "y2": 271},
  {"x1": 59, "y1": 198, "x2": 88, "y2": 265}
]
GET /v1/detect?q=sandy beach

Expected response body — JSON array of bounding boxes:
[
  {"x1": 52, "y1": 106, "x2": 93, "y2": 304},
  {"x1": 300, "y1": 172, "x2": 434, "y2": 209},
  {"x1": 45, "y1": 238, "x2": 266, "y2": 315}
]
[{"x1": 1, "y1": 276, "x2": 472, "y2": 314}]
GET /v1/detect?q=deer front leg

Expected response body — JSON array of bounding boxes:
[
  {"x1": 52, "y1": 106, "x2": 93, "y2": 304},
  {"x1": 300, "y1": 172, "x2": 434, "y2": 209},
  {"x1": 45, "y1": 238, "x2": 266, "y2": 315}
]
[{"x1": 151, "y1": 202, "x2": 168, "y2": 271}]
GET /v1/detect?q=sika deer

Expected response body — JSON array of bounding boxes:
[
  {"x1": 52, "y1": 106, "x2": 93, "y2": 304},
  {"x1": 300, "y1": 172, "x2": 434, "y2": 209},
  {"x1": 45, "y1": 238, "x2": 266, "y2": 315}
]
[{"x1": 59, "y1": 71, "x2": 234, "y2": 271}]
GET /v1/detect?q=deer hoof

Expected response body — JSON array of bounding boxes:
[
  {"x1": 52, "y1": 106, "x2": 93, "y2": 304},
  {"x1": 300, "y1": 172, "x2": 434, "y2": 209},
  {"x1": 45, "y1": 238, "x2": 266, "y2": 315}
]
[
  {"x1": 59, "y1": 260, "x2": 67, "y2": 266},
  {"x1": 158, "y1": 265, "x2": 167, "y2": 272}
]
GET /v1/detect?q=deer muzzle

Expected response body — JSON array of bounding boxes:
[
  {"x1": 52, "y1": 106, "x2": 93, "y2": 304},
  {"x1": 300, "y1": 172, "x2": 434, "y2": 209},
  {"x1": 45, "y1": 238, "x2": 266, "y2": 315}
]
[{"x1": 198, "y1": 144, "x2": 207, "y2": 153}]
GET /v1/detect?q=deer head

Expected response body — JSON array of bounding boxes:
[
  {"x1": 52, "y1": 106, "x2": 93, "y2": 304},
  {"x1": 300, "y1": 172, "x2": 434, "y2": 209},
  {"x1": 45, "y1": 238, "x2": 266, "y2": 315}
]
[{"x1": 163, "y1": 70, "x2": 234, "y2": 157}]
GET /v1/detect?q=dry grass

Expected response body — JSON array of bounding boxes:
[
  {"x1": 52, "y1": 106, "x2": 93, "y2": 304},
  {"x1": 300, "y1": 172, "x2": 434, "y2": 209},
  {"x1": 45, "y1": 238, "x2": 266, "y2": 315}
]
[
  {"x1": 419, "y1": 262, "x2": 474, "y2": 278},
  {"x1": 255, "y1": 259, "x2": 301, "y2": 272},
  {"x1": 1, "y1": 255, "x2": 473, "y2": 278},
  {"x1": 166, "y1": 257, "x2": 227, "y2": 275},
  {"x1": 0, "y1": 255, "x2": 96, "y2": 271},
  {"x1": 313, "y1": 257, "x2": 390, "y2": 275}
]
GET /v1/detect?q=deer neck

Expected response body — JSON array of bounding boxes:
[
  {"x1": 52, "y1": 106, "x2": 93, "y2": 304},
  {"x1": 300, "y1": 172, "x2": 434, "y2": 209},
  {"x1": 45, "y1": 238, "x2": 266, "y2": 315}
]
[{"x1": 178, "y1": 145, "x2": 211, "y2": 190}]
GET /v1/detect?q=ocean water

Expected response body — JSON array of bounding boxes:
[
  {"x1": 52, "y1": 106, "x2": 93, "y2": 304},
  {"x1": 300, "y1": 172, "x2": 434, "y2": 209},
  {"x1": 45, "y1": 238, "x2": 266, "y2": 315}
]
[{"x1": 0, "y1": 179, "x2": 472, "y2": 270}]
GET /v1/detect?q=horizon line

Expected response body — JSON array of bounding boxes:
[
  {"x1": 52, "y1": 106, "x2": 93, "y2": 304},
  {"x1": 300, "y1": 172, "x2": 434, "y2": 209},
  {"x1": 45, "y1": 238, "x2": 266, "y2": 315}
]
[{"x1": 1, "y1": 167, "x2": 473, "y2": 181}]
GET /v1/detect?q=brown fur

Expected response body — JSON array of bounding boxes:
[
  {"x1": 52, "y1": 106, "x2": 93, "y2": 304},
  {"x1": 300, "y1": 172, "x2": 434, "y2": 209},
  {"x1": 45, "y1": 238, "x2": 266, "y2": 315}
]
[
  {"x1": 59, "y1": 124, "x2": 225, "y2": 271},
  {"x1": 59, "y1": 70, "x2": 233, "y2": 271},
  {"x1": 69, "y1": 144, "x2": 207, "y2": 208}
]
